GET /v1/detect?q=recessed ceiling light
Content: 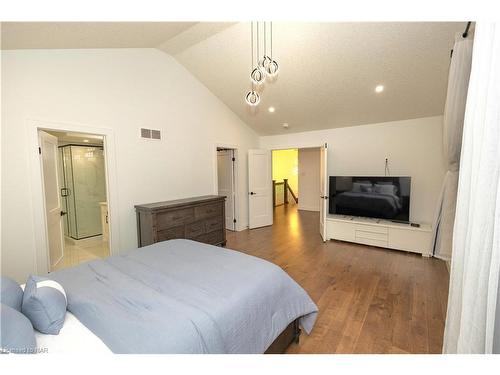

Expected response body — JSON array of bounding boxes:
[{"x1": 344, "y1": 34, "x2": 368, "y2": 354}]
[
  {"x1": 83, "y1": 139, "x2": 89, "y2": 143},
  {"x1": 375, "y1": 85, "x2": 384, "y2": 93},
  {"x1": 268, "y1": 106, "x2": 275, "y2": 113}
]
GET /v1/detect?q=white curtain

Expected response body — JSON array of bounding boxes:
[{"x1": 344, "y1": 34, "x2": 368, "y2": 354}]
[
  {"x1": 432, "y1": 32, "x2": 474, "y2": 261},
  {"x1": 443, "y1": 22, "x2": 500, "y2": 354}
]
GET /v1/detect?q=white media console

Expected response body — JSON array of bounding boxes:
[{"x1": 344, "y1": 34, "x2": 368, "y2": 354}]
[{"x1": 326, "y1": 215, "x2": 433, "y2": 256}]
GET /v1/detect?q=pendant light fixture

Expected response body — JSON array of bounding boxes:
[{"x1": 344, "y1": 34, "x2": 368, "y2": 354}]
[
  {"x1": 245, "y1": 22, "x2": 279, "y2": 106},
  {"x1": 245, "y1": 22, "x2": 261, "y2": 106}
]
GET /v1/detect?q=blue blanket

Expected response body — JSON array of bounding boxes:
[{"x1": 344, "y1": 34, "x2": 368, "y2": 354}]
[{"x1": 49, "y1": 239, "x2": 318, "y2": 353}]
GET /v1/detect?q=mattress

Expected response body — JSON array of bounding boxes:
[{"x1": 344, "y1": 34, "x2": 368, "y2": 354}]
[{"x1": 34, "y1": 311, "x2": 111, "y2": 354}]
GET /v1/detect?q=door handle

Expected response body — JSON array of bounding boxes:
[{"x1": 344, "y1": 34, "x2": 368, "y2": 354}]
[
  {"x1": 249, "y1": 192, "x2": 255, "y2": 195},
  {"x1": 60, "y1": 211, "x2": 67, "y2": 216}
]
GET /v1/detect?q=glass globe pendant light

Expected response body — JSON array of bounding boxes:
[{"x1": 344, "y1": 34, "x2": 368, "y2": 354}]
[{"x1": 245, "y1": 88, "x2": 260, "y2": 106}]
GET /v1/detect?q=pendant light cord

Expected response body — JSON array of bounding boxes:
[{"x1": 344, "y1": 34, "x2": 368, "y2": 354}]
[
  {"x1": 264, "y1": 22, "x2": 267, "y2": 57},
  {"x1": 270, "y1": 22, "x2": 273, "y2": 61},
  {"x1": 251, "y1": 21, "x2": 254, "y2": 70},
  {"x1": 256, "y1": 22, "x2": 260, "y2": 66}
]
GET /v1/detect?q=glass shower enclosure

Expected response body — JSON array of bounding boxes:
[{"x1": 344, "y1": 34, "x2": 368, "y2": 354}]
[{"x1": 58, "y1": 145, "x2": 107, "y2": 240}]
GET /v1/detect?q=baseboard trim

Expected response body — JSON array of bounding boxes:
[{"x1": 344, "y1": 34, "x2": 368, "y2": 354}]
[{"x1": 298, "y1": 205, "x2": 320, "y2": 212}]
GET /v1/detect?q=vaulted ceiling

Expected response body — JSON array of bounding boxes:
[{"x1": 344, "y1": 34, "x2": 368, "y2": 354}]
[{"x1": 1, "y1": 22, "x2": 465, "y2": 135}]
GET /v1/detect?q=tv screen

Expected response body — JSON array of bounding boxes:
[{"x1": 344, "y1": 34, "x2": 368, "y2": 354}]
[{"x1": 329, "y1": 176, "x2": 411, "y2": 222}]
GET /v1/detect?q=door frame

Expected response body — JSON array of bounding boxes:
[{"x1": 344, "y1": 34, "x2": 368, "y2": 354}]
[
  {"x1": 267, "y1": 143, "x2": 328, "y2": 236},
  {"x1": 213, "y1": 143, "x2": 240, "y2": 231},
  {"x1": 269, "y1": 144, "x2": 326, "y2": 206},
  {"x1": 27, "y1": 118, "x2": 120, "y2": 276}
]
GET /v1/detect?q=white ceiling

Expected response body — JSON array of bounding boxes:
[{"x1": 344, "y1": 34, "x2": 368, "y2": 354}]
[
  {"x1": 173, "y1": 22, "x2": 465, "y2": 135},
  {"x1": 1, "y1": 22, "x2": 198, "y2": 49},
  {"x1": 2, "y1": 22, "x2": 466, "y2": 135}
]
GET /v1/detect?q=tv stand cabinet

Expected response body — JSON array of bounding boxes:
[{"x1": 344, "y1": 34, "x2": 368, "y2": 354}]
[{"x1": 326, "y1": 215, "x2": 432, "y2": 256}]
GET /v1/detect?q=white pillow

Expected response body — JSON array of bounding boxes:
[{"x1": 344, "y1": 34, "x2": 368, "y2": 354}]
[{"x1": 374, "y1": 184, "x2": 396, "y2": 195}]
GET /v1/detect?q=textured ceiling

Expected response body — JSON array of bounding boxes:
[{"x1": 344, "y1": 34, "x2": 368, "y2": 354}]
[
  {"x1": 2, "y1": 22, "x2": 466, "y2": 135},
  {"x1": 173, "y1": 22, "x2": 466, "y2": 135}
]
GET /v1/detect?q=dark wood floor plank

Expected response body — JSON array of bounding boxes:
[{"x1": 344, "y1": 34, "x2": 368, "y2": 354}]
[{"x1": 226, "y1": 204, "x2": 449, "y2": 354}]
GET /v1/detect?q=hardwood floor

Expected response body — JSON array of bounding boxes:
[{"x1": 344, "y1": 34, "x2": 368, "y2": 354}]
[{"x1": 226, "y1": 204, "x2": 450, "y2": 354}]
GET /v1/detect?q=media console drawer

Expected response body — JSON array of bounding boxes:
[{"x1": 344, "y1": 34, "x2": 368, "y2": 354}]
[
  {"x1": 327, "y1": 220, "x2": 355, "y2": 242},
  {"x1": 354, "y1": 223, "x2": 388, "y2": 234},
  {"x1": 355, "y1": 230, "x2": 388, "y2": 242}
]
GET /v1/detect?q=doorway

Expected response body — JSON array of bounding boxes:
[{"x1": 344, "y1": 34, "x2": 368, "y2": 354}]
[
  {"x1": 272, "y1": 148, "x2": 322, "y2": 212},
  {"x1": 39, "y1": 130, "x2": 110, "y2": 271},
  {"x1": 247, "y1": 145, "x2": 328, "y2": 240},
  {"x1": 216, "y1": 147, "x2": 237, "y2": 231},
  {"x1": 270, "y1": 147, "x2": 327, "y2": 240}
]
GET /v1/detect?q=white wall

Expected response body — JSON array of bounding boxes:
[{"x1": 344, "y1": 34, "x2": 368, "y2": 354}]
[
  {"x1": 1, "y1": 48, "x2": 258, "y2": 282},
  {"x1": 298, "y1": 148, "x2": 320, "y2": 212},
  {"x1": 260, "y1": 116, "x2": 446, "y2": 225}
]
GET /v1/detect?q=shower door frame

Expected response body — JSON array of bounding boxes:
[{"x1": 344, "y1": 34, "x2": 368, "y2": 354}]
[
  {"x1": 59, "y1": 144, "x2": 106, "y2": 240},
  {"x1": 28, "y1": 119, "x2": 120, "y2": 275}
]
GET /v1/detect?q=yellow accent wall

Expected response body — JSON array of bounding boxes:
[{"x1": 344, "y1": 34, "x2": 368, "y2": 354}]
[{"x1": 272, "y1": 149, "x2": 298, "y2": 195}]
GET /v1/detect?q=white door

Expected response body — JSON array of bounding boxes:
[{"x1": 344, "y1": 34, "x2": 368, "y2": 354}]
[
  {"x1": 248, "y1": 149, "x2": 273, "y2": 229},
  {"x1": 39, "y1": 131, "x2": 64, "y2": 269},
  {"x1": 319, "y1": 143, "x2": 328, "y2": 241},
  {"x1": 217, "y1": 149, "x2": 235, "y2": 231}
]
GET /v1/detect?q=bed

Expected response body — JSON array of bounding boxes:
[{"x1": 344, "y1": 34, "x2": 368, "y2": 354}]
[
  {"x1": 335, "y1": 191, "x2": 402, "y2": 218},
  {"x1": 35, "y1": 239, "x2": 318, "y2": 354}
]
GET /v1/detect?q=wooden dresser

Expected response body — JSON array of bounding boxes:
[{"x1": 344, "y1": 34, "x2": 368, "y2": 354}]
[{"x1": 135, "y1": 195, "x2": 226, "y2": 248}]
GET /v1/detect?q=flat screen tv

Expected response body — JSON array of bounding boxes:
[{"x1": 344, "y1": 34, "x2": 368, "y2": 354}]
[{"x1": 329, "y1": 176, "x2": 411, "y2": 222}]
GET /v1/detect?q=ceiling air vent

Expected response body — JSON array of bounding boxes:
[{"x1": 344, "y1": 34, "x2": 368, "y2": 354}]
[{"x1": 140, "y1": 128, "x2": 161, "y2": 140}]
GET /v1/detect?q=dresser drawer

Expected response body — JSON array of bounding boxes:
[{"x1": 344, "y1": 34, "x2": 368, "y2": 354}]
[
  {"x1": 186, "y1": 221, "x2": 205, "y2": 239},
  {"x1": 195, "y1": 203, "x2": 222, "y2": 220},
  {"x1": 193, "y1": 230, "x2": 224, "y2": 245},
  {"x1": 205, "y1": 216, "x2": 223, "y2": 233},
  {"x1": 156, "y1": 208, "x2": 195, "y2": 229},
  {"x1": 157, "y1": 225, "x2": 185, "y2": 242}
]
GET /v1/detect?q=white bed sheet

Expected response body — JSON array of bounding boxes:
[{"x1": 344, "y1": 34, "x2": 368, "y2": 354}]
[
  {"x1": 35, "y1": 311, "x2": 111, "y2": 354},
  {"x1": 20, "y1": 284, "x2": 111, "y2": 354}
]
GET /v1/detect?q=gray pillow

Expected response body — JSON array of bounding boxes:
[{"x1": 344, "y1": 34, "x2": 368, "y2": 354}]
[
  {"x1": 360, "y1": 184, "x2": 373, "y2": 193},
  {"x1": 1, "y1": 276, "x2": 23, "y2": 312},
  {"x1": 22, "y1": 275, "x2": 67, "y2": 335},
  {"x1": 0, "y1": 303, "x2": 37, "y2": 354},
  {"x1": 352, "y1": 182, "x2": 372, "y2": 193}
]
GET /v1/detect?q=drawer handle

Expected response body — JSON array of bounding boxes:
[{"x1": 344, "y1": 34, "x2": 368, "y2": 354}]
[{"x1": 172, "y1": 216, "x2": 182, "y2": 221}]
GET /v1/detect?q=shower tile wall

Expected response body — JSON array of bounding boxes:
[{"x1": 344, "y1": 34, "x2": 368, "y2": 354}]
[{"x1": 59, "y1": 145, "x2": 106, "y2": 240}]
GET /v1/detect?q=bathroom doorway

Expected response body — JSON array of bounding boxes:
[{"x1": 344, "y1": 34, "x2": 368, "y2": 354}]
[{"x1": 39, "y1": 130, "x2": 110, "y2": 271}]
